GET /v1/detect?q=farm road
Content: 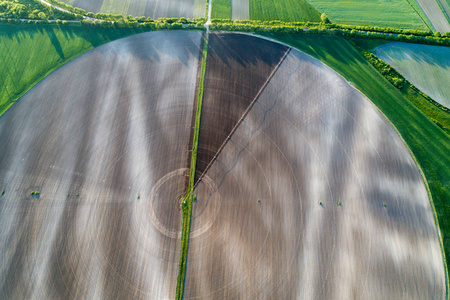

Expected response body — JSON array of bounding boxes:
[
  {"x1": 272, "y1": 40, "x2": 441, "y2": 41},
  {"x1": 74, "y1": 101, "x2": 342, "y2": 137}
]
[
  {"x1": 0, "y1": 31, "x2": 203, "y2": 299},
  {"x1": 184, "y1": 33, "x2": 445, "y2": 299}
]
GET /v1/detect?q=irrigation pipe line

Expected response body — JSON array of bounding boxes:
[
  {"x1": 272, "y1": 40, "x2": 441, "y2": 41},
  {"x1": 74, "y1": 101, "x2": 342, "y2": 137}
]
[{"x1": 192, "y1": 47, "x2": 291, "y2": 191}]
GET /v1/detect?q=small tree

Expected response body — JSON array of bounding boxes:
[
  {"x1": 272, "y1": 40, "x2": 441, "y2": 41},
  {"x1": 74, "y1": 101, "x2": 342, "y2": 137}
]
[
  {"x1": 38, "y1": 12, "x2": 47, "y2": 21},
  {"x1": 320, "y1": 13, "x2": 330, "y2": 24}
]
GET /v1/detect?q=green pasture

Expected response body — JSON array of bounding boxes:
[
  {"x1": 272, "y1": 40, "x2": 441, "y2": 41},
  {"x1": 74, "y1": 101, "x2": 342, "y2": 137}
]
[
  {"x1": 262, "y1": 33, "x2": 450, "y2": 289},
  {"x1": 305, "y1": 0, "x2": 431, "y2": 30},
  {"x1": 249, "y1": 0, "x2": 321, "y2": 22},
  {"x1": 0, "y1": 24, "x2": 150, "y2": 117}
]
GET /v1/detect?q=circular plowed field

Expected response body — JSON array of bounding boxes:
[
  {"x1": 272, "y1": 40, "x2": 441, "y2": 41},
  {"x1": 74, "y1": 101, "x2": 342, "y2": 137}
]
[{"x1": 0, "y1": 31, "x2": 445, "y2": 299}]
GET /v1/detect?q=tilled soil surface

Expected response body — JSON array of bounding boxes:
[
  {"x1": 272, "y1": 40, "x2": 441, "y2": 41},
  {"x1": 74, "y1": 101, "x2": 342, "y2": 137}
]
[
  {"x1": 0, "y1": 30, "x2": 203, "y2": 300},
  {"x1": 0, "y1": 31, "x2": 445, "y2": 300},
  {"x1": 196, "y1": 33, "x2": 288, "y2": 180},
  {"x1": 184, "y1": 35, "x2": 445, "y2": 299}
]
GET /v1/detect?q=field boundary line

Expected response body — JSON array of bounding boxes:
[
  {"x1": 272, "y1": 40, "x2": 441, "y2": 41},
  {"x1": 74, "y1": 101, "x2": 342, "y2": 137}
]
[
  {"x1": 175, "y1": 31, "x2": 209, "y2": 300},
  {"x1": 193, "y1": 46, "x2": 291, "y2": 190},
  {"x1": 404, "y1": 0, "x2": 435, "y2": 31},
  {"x1": 436, "y1": 0, "x2": 450, "y2": 24}
]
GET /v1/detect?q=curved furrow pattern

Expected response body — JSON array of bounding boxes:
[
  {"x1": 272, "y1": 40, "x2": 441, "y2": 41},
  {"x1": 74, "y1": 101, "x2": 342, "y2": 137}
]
[
  {"x1": 0, "y1": 30, "x2": 203, "y2": 300},
  {"x1": 0, "y1": 31, "x2": 445, "y2": 300},
  {"x1": 184, "y1": 34, "x2": 445, "y2": 299},
  {"x1": 196, "y1": 33, "x2": 289, "y2": 180}
]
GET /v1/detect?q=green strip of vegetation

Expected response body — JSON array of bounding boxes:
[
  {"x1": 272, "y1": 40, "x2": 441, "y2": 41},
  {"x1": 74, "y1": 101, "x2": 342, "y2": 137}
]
[
  {"x1": 0, "y1": 23, "x2": 157, "y2": 117},
  {"x1": 435, "y1": 0, "x2": 450, "y2": 24},
  {"x1": 208, "y1": 20, "x2": 450, "y2": 46},
  {"x1": 211, "y1": 0, "x2": 230, "y2": 19},
  {"x1": 175, "y1": 32, "x2": 209, "y2": 300},
  {"x1": 260, "y1": 33, "x2": 449, "y2": 297},
  {"x1": 249, "y1": 0, "x2": 321, "y2": 22}
]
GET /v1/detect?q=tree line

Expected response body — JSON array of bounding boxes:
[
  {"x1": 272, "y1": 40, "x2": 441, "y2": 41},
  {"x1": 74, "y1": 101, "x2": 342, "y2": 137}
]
[{"x1": 0, "y1": 0, "x2": 80, "y2": 20}]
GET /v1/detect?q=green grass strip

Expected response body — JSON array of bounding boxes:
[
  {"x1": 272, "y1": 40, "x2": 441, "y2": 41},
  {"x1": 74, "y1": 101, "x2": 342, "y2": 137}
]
[
  {"x1": 249, "y1": 0, "x2": 321, "y2": 22},
  {"x1": 175, "y1": 32, "x2": 209, "y2": 300}
]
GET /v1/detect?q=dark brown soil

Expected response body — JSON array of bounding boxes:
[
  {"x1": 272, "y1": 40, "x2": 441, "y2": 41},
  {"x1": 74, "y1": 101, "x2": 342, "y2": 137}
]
[{"x1": 196, "y1": 33, "x2": 288, "y2": 180}]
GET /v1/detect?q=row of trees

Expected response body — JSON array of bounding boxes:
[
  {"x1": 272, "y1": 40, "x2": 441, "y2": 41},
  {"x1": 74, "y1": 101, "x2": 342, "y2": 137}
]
[
  {"x1": 7, "y1": 0, "x2": 449, "y2": 40},
  {"x1": 2, "y1": 15, "x2": 449, "y2": 47},
  {"x1": 0, "y1": 17, "x2": 206, "y2": 29},
  {"x1": 0, "y1": 0, "x2": 79, "y2": 20},
  {"x1": 208, "y1": 21, "x2": 450, "y2": 46},
  {"x1": 210, "y1": 19, "x2": 449, "y2": 38}
]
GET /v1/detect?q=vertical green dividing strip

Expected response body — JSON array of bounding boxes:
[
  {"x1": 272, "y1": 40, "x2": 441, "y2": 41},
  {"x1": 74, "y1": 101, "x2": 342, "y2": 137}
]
[{"x1": 175, "y1": 32, "x2": 209, "y2": 300}]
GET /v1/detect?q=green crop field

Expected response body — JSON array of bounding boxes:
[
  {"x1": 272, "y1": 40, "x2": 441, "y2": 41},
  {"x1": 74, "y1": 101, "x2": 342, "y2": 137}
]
[
  {"x1": 374, "y1": 42, "x2": 450, "y2": 108},
  {"x1": 305, "y1": 0, "x2": 431, "y2": 30},
  {"x1": 0, "y1": 24, "x2": 150, "y2": 116},
  {"x1": 211, "y1": 0, "x2": 231, "y2": 19},
  {"x1": 249, "y1": 0, "x2": 321, "y2": 22},
  {"x1": 261, "y1": 32, "x2": 450, "y2": 279}
]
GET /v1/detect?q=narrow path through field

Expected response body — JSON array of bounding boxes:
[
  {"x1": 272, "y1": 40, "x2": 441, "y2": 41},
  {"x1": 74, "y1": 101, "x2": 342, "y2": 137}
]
[
  {"x1": 205, "y1": 0, "x2": 212, "y2": 26},
  {"x1": 175, "y1": 31, "x2": 210, "y2": 300}
]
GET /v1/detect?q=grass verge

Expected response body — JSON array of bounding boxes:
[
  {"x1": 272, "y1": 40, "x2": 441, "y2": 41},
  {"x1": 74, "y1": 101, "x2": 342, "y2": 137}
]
[
  {"x1": 0, "y1": 23, "x2": 152, "y2": 117},
  {"x1": 260, "y1": 32, "x2": 449, "y2": 298},
  {"x1": 175, "y1": 32, "x2": 209, "y2": 300}
]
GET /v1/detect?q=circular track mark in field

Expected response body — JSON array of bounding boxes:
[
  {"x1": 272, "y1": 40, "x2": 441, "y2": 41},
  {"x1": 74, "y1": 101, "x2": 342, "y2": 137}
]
[
  {"x1": 147, "y1": 168, "x2": 221, "y2": 239},
  {"x1": 148, "y1": 168, "x2": 189, "y2": 238}
]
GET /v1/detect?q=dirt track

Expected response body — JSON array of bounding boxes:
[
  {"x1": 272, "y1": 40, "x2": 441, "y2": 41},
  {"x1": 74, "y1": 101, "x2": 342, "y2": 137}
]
[
  {"x1": 184, "y1": 34, "x2": 445, "y2": 299},
  {"x1": 0, "y1": 30, "x2": 203, "y2": 299}
]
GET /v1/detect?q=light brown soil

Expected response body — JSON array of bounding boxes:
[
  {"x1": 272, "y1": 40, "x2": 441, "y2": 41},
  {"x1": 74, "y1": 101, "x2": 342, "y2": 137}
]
[
  {"x1": 0, "y1": 31, "x2": 203, "y2": 299},
  {"x1": 184, "y1": 35, "x2": 445, "y2": 299}
]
